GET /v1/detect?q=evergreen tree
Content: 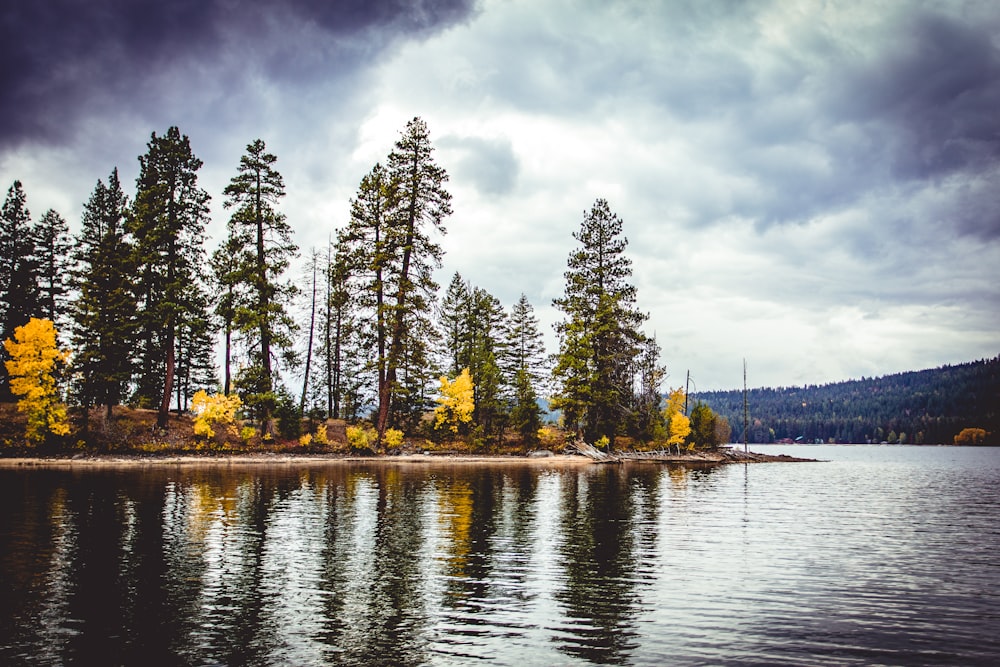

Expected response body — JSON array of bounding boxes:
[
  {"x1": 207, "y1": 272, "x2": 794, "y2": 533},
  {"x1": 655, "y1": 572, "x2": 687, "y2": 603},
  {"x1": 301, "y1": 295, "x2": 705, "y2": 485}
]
[
  {"x1": 378, "y1": 117, "x2": 452, "y2": 440},
  {"x1": 0, "y1": 180, "x2": 39, "y2": 400},
  {"x1": 318, "y1": 239, "x2": 359, "y2": 419},
  {"x1": 438, "y1": 272, "x2": 470, "y2": 377},
  {"x1": 223, "y1": 138, "x2": 299, "y2": 432},
  {"x1": 506, "y1": 293, "x2": 547, "y2": 443},
  {"x1": 552, "y1": 199, "x2": 647, "y2": 448},
  {"x1": 340, "y1": 163, "x2": 395, "y2": 424},
  {"x1": 173, "y1": 281, "x2": 217, "y2": 411},
  {"x1": 464, "y1": 286, "x2": 507, "y2": 443},
  {"x1": 34, "y1": 209, "x2": 72, "y2": 335},
  {"x1": 70, "y1": 169, "x2": 137, "y2": 425},
  {"x1": 631, "y1": 335, "x2": 666, "y2": 442},
  {"x1": 342, "y1": 118, "x2": 451, "y2": 442},
  {"x1": 130, "y1": 127, "x2": 211, "y2": 428},
  {"x1": 210, "y1": 232, "x2": 245, "y2": 396}
]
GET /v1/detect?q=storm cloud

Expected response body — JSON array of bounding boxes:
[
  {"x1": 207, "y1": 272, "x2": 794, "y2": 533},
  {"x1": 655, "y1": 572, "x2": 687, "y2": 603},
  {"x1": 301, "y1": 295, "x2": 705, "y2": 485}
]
[
  {"x1": 2, "y1": 0, "x2": 998, "y2": 390},
  {"x1": 0, "y1": 0, "x2": 476, "y2": 147}
]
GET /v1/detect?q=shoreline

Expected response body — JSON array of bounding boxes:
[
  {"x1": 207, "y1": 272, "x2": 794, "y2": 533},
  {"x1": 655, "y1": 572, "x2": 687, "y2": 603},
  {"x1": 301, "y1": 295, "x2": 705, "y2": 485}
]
[{"x1": 0, "y1": 450, "x2": 819, "y2": 468}]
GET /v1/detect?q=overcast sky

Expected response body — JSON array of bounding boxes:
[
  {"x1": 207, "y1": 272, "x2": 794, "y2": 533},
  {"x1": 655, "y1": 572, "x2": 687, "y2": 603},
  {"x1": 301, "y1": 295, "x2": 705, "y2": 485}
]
[{"x1": 2, "y1": 0, "x2": 999, "y2": 391}]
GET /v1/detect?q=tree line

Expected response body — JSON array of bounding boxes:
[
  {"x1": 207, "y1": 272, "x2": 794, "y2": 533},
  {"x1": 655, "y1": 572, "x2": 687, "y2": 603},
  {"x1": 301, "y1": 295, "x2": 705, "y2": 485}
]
[
  {"x1": 2, "y1": 117, "x2": 728, "y2": 451},
  {"x1": 698, "y1": 356, "x2": 1000, "y2": 445}
]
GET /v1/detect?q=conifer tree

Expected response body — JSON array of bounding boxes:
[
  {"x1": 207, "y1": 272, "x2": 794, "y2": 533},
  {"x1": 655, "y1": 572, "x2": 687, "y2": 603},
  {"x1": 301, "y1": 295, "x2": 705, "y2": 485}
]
[
  {"x1": 552, "y1": 199, "x2": 647, "y2": 448},
  {"x1": 210, "y1": 233, "x2": 245, "y2": 396},
  {"x1": 631, "y1": 335, "x2": 666, "y2": 442},
  {"x1": 340, "y1": 163, "x2": 395, "y2": 423},
  {"x1": 507, "y1": 293, "x2": 547, "y2": 443},
  {"x1": 438, "y1": 272, "x2": 470, "y2": 377},
  {"x1": 130, "y1": 127, "x2": 211, "y2": 428},
  {"x1": 70, "y1": 169, "x2": 137, "y2": 425},
  {"x1": 34, "y1": 209, "x2": 72, "y2": 334},
  {"x1": 0, "y1": 181, "x2": 39, "y2": 400},
  {"x1": 318, "y1": 239, "x2": 358, "y2": 419},
  {"x1": 464, "y1": 286, "x2": 507, "y2": 443},
  {"x1": 223, "y1": 139, "x2": 299, "y2": 432},
  {"x1": 378, "y1": 117, "x2": 452, "y2": 440},
  {"x1": 342, "y1": 118, "x2": 451, "y2": 443}
]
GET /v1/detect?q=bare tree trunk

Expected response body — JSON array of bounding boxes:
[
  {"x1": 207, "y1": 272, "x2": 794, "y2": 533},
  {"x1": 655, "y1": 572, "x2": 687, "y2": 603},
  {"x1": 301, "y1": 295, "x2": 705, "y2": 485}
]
[
  {"x1": 157, "y1": 329, "x2": 174, "y2": 429},
  {"x1": 300, "y1": 254, "x2": 316, "y2": 416}
]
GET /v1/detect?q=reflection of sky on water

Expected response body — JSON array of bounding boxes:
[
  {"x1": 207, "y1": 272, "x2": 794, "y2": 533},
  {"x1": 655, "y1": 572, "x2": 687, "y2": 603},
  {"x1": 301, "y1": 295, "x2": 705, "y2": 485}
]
[{"x1": 2, "y1": 450, "x2": 999, "y2": 665}]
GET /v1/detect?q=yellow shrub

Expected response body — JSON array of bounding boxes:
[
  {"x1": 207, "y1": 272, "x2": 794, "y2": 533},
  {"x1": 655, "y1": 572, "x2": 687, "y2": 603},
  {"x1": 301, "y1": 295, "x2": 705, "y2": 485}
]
[
  {"x1": 313, "y1": 424, "x2": 328, "y2": 445},
  {"x1": 346, "y1": 425, "x2": 373, "y2": 450},
  {"x1": 384, "y1": 428, "x2": 404, "y2": 448},
  {"x1": 299, "y1": 433, "x2": 313, "y2": 446},
  {"x1": 240, "y1": 426, "x2": 256, "y2": 444},
  {"x1": 191, "y1": 391, "x2": 243, "y2": 440}
]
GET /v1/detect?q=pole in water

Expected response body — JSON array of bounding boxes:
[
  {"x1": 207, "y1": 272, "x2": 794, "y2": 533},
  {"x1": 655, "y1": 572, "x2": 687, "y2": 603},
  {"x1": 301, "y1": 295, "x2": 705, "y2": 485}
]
[
  {"x1": 684, "y1": 370, "x2": 690, "y2": 415},
  {"x1": 743, "y1": 358, "x2": 749, "y2": 454}
]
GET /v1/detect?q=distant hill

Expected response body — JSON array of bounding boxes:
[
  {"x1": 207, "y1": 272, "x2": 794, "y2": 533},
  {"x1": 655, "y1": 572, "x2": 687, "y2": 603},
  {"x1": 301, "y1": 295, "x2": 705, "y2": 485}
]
[{"x1": 697, "y1": 356, "x2": 1000, "y2": 445}]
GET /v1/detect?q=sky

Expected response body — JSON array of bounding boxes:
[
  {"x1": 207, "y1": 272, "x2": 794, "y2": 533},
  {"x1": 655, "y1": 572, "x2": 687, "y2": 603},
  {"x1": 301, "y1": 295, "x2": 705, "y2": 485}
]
[{"x1": 2, "y1": 0, "x2": 999, "y2": 392}]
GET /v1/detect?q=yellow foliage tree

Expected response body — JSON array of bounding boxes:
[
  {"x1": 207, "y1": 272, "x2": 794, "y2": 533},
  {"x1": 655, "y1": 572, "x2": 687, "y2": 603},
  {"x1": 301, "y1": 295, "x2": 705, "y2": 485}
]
[
  {"x1": 663, "y1": 387, "x2": 691, "y2": 450},
  {"x1": 3, "y1": 318, "x2": 71, "y2": 445},
  {"x1": 191, "y1": 390, "x2": 243, "y2": 440},
  {"x1": 954, "y1": 427, "x2": 988, "y2": 446},
  {"x1": 434, "y1": 368, "x2": 475, "y2": 433}
]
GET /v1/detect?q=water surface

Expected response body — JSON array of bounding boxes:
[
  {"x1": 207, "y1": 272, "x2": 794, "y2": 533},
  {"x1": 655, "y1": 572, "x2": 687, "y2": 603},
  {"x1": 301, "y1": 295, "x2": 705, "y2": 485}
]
[{"x1": 1, "y1": 446, "x2": 998, "y2": 665}]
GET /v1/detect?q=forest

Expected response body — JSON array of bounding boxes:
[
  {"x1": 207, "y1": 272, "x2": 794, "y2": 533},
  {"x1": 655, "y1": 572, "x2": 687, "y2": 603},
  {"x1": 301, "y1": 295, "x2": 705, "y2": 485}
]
[
  {"x1": 699, "y1": 356, "x2": 1000, "y2": 445},
  {"x1": 0, "y1": 118, "x2": 726, "y2": 454}
]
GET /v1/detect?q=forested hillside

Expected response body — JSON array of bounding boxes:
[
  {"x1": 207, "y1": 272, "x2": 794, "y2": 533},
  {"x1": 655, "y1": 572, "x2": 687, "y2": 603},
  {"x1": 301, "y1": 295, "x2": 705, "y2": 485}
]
[{"x1": 698, "y1": 357, "x2": 1000, "y2": 445}]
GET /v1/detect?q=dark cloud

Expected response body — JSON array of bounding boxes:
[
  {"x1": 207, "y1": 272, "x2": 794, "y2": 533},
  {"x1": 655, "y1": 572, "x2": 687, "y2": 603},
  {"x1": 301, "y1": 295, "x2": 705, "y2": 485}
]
[
  {"x1": 0, "y1": 0, "x2": 476, "y2": 148},
  {"x1": 831, "y1": 11, "x2": 1000, "y2": 183}
]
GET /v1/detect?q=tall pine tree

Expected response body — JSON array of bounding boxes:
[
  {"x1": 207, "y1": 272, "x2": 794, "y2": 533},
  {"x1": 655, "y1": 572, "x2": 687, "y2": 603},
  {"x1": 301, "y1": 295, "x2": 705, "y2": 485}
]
[
  {"x1": 552, "y1": 199, "x2": 647, "y2": 448},
  {"x1": 70, "y1": 169, "x2": 136, "y2": 425},
  {"x1": 223, "y1": 139, "x2": 299, "y2": 432},
  {"x1": 34, "y1": 209, "x2": 72, "y2": 335},
  {"x1": 378, "y1": 117, "x2": 452, "y2": 440},
  {"x1": 130, "y1": 127, "x2": 212, "y2": 428},
  {"x1": 0, "y1": 180, "x2": 39, "y2": 400}
]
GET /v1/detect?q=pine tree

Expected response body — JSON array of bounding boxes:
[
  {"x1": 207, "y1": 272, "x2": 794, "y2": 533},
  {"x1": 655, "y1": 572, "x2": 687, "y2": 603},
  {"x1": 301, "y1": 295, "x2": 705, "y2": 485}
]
[
  {"x1": 173, "y1": 282, "x2": 217, "y2": 411},
  {"x1": 0, "y1": 180, "x2": 39, "y2": 400},
  {"x1": 464, "y1": 286, "x2": 507, "y2": 444},
  {"x1": 340, "y1": 163, "x2": 395, "y2": 425},
  {"x1": 377, "y1": 117, "x2": 452, "y2": 441},
  {"x1": 552, "y1": 199, "x2": 647, "y2": 448},
  {"x1": 341, "y1": 118, "x2": 451, "y2": 443},
  {"x1": 130, "y1": 127, "x2": 211, "y2": 428},
  {"x1": 319, "y1": 240, "x2": 358, "y2": 419},
  {"x1": 223, "y1": 139, "x2": 299, "y2": 432},
  {"x1": 34, "y1": 209, "x2": 72, "y2": 334},
  {"x1": 506, "y1": 293, "x2": 547, "y2": 443},
  {"x1": 438, "y1": 272, "x2": 470, "y2": 377},
  {"x1": 631, "y1": 335, "x2": 666, "y2": 442},
  {"x1": 70, "y1": 169, "x2": 137, "y2": 425},
  {"x1": 210, "y1": 232, "x2": 246, "y2": 396}
]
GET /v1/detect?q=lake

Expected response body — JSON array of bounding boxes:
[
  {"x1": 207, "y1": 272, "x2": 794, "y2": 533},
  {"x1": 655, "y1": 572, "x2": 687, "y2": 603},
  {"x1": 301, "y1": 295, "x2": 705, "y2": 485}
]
[{"x1": 1, "y1": 445, "x2": 998, "y2": 665}]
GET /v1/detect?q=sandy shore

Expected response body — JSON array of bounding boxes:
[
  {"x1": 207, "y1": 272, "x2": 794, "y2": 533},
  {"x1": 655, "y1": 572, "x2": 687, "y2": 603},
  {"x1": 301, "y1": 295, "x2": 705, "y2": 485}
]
[
  {"x1": 0, "y1": 450, "x2": 819, "y2": 468},
  {"x1": 0, "y1": 453, "x2": 600, "y2": 468}
]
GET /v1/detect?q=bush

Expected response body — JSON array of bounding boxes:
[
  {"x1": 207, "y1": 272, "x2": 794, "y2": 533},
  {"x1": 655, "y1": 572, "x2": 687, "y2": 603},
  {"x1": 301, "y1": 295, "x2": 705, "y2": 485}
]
[
  {"x1": 346, "y1": 425, "x2": 374, "y2": 451},
  {"x1": 191, "y1": 391, "x2": 242, "y2": 440},
  {"x1": 384, "y1": 428, "x2": 404, "y2": 448},
  {"x1": 313, "y1": 423, "x2": 328, "y2": 445}
]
